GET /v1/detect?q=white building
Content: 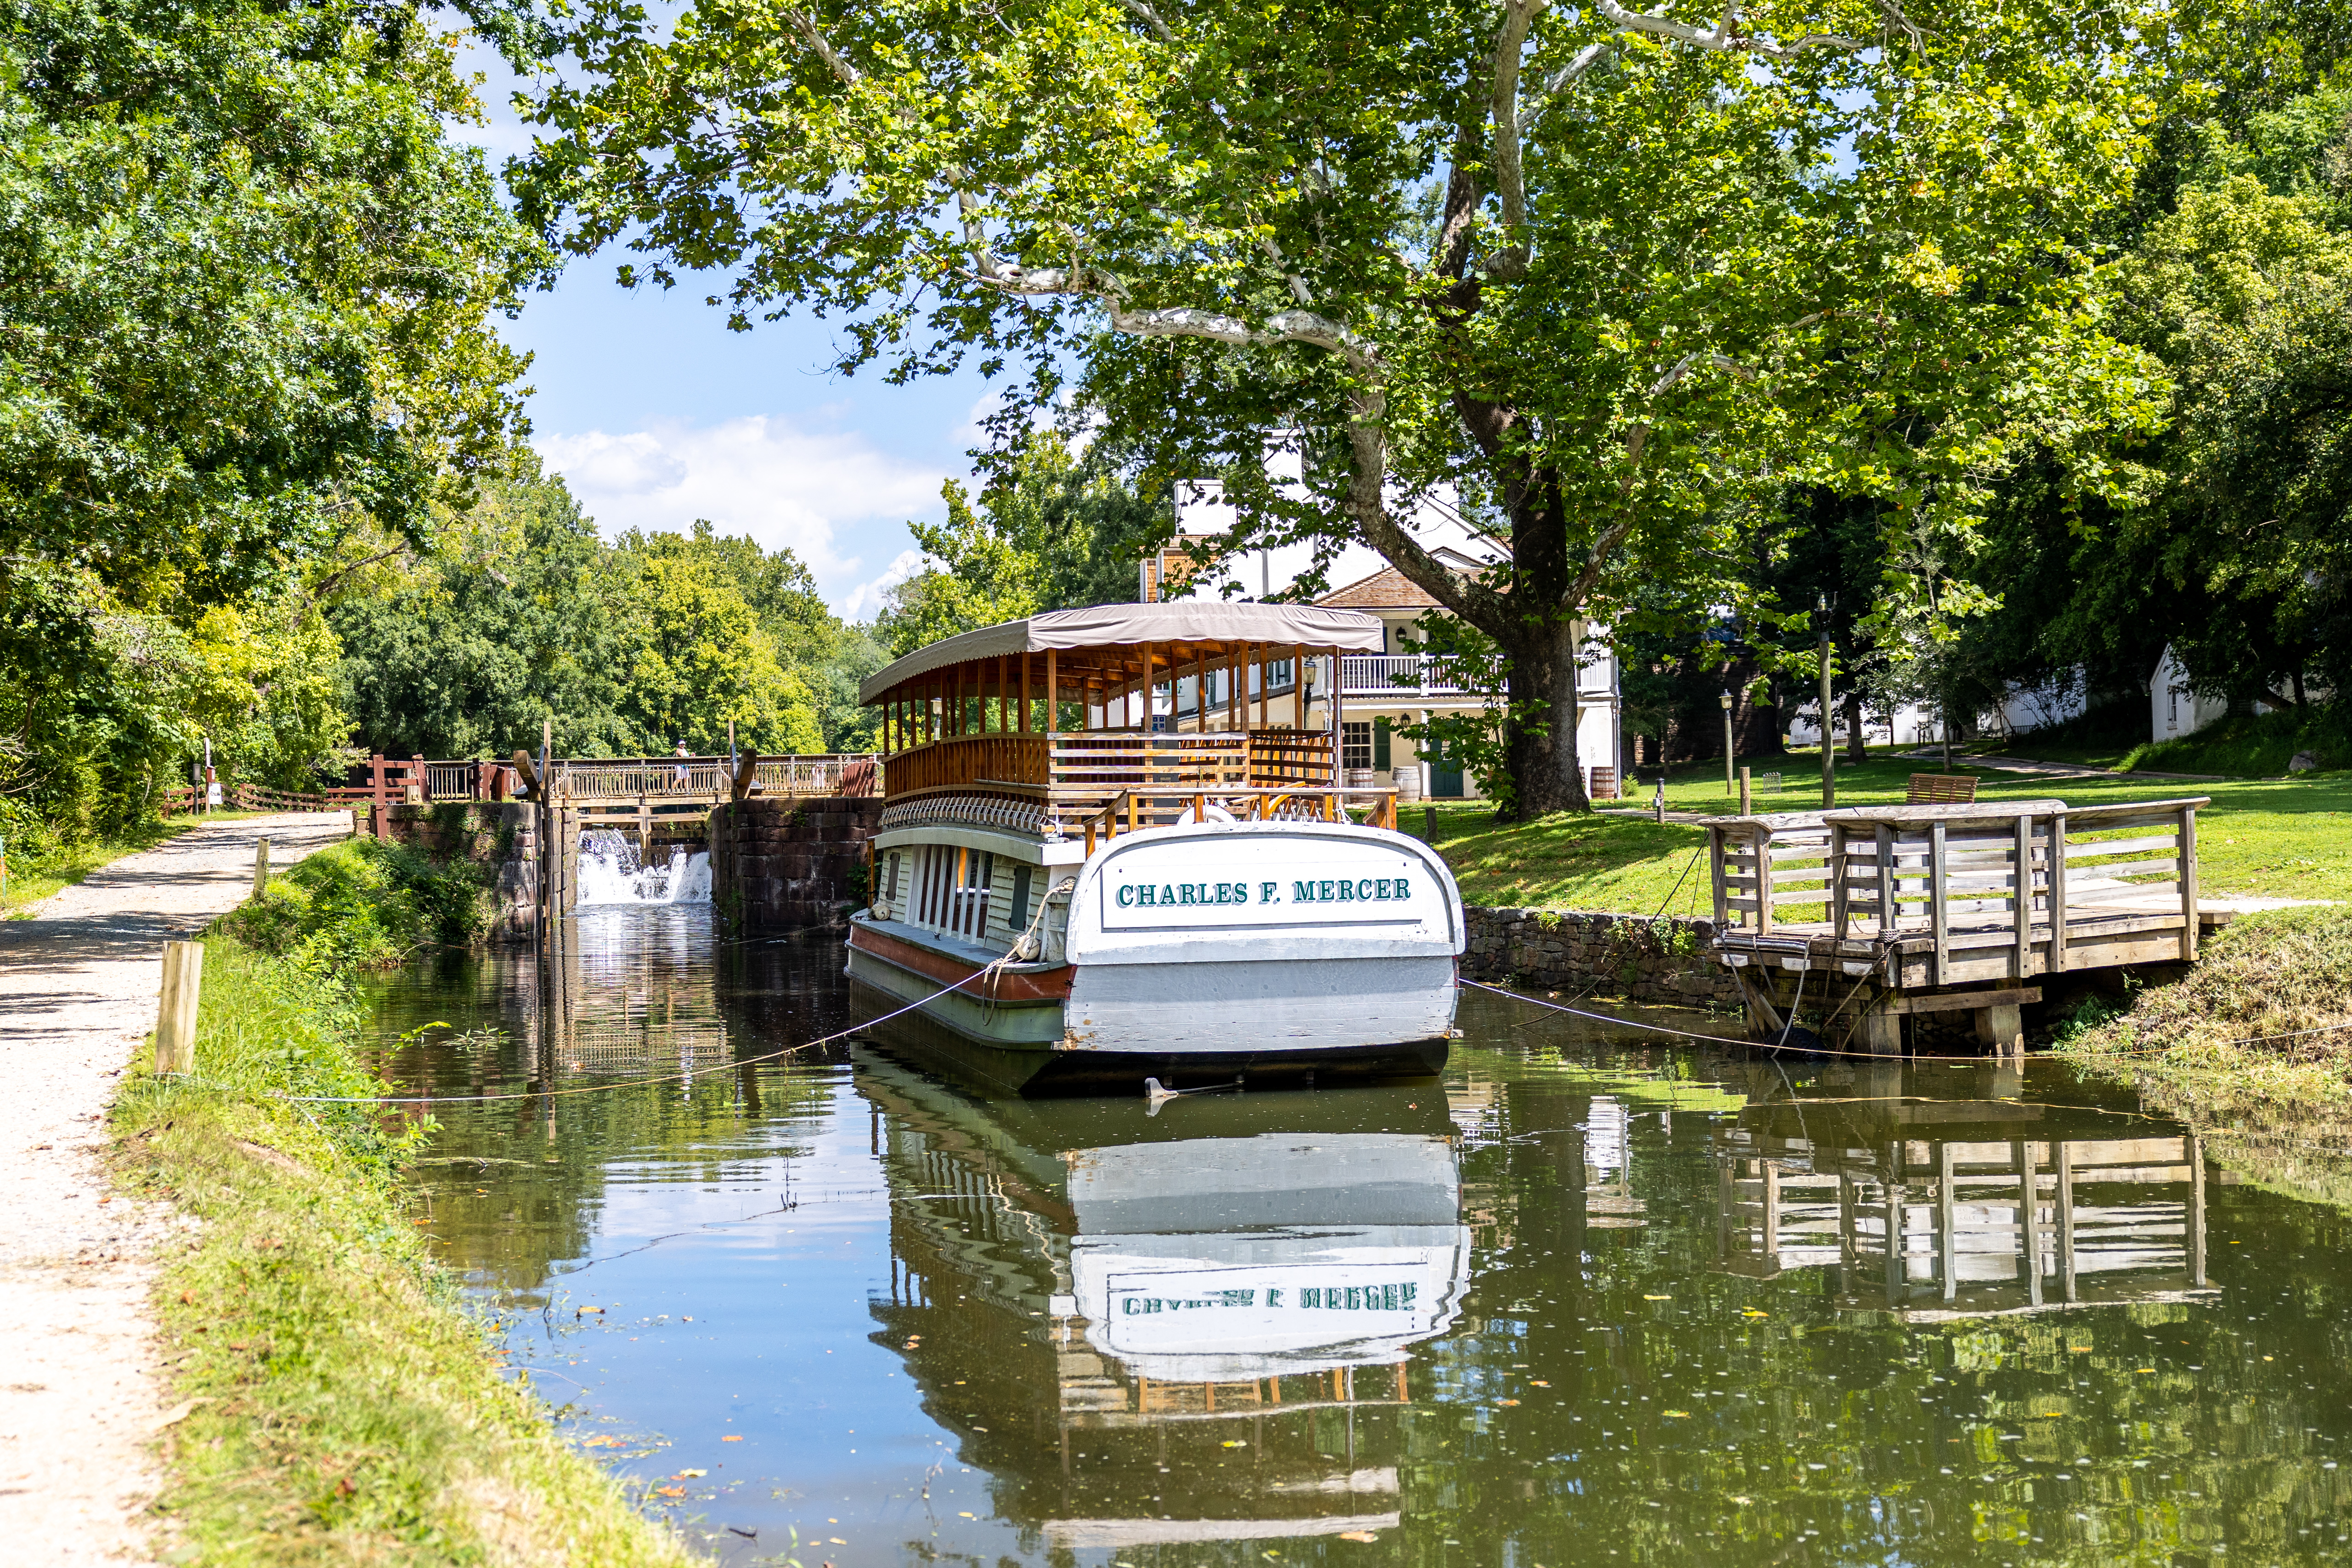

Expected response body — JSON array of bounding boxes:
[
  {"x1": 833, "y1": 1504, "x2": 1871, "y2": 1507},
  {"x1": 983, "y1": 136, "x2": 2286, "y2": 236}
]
[
  {"x1": 1162, "y1": 470, "x2": 1624, "y2": 800},
  {"x1": 2150, "y1": 645, "x2": 2237, "y2": 744},
  {"x1": 1786, "y1": 668, "x2": 2090, "y2": 751}
]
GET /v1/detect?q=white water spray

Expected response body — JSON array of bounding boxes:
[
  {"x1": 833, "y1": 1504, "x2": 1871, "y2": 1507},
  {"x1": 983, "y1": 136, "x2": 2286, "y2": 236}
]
[{"x1": 575, "y1": 830, "x2": 712, "y2": 906}]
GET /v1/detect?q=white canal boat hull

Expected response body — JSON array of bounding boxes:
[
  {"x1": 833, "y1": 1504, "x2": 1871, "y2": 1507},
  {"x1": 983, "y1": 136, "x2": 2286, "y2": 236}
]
[{"x1": 846, "y1": 819, "x2": 1463, "y2": 1093}]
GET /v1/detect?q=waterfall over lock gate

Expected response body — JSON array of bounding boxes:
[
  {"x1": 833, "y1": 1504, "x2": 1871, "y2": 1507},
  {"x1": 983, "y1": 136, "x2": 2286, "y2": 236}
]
[{"x1": 574, "y1": 829, "x2": 712, "y2": 906}]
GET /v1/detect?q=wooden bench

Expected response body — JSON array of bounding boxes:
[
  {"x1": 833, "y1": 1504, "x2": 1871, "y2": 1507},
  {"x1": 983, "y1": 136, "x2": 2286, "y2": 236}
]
[{"x1": 1906, "y1": 772, "x2": 1979, "y2": 804}]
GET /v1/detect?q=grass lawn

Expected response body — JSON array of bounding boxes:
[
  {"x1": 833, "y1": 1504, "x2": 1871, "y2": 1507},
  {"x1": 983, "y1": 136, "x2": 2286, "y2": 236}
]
[
  {"x1": 1414, "y1": 748, "x2": 2352, "y2": 914},
  {"x1": 2, "y1": 810, "x2": 286, "y2": 918}
]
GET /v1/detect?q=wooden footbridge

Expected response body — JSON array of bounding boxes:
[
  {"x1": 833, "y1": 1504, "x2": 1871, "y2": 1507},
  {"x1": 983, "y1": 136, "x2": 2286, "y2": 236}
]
[{"x1": 1700, "y1": 797, "x2": 2213, "y2": 1055}]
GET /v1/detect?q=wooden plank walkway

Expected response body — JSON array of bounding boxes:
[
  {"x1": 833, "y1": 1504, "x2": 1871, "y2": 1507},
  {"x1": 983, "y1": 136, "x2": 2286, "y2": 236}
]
[{"x1": 1699, "y1": 798, "x2": 2210, "y2": 1052}]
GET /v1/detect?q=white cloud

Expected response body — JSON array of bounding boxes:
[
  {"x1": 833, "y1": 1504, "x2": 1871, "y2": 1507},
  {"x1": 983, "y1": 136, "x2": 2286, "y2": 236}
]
[
  {"x1": 839, "y1": 548, "x2": 927, "y2": 623},
  {"x1": 536, "y1": 416, "x2": 949, "y2": 612}
]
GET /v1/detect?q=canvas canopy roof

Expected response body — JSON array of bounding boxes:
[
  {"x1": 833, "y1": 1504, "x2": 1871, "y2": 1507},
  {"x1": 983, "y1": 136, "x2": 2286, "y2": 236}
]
[{"x1": 857, "y1": 600, "x2": 1385, "y2": 705}]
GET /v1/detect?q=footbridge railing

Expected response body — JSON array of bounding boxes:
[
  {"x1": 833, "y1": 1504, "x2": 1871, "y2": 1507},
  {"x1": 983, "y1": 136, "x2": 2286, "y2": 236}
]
[{"x1": 1701, "y1": 797, "x2": 2209, "y2": 987}]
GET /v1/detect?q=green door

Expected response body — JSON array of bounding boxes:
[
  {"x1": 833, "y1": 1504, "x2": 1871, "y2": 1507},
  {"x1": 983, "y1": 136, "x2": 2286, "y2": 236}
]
[{"x1": 1429, "y1": 735, "x2": 1465, "y2": 798}]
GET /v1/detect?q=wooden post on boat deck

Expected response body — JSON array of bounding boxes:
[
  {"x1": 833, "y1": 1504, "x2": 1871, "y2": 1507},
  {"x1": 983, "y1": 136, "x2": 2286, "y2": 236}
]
[
  {"x1": 1752, "y1": 823, "x2": 1774, "y2": 935},
  {"x1": 1829, "y1": 821, "x2": 1850, "y2": 936},
  {"x1": 155, "y1": 939, "x2": 203, "y2": 1074},
  {"x1": 1875, "y1": 824, "x2": 1897, "y2": 939},
  {"x1": 2047, "y1": 809, "x2": 2069, "y2": 974},
  {"x1": 1046, "y1": 650, "x2": 1058, "y2": 736},
  {"x1": 1708, "y1": 826, "x2": 1727, "y2": 927},
  {"x1": 1929, "y1": 819, "x2": 1949, "y2": 985},
  {"x1": 2005, "y1": 812, "x2": 2030, "y2": 979},
  {"x1": 2178, "y1": 803, "x2": 2199, "y2": 961}
]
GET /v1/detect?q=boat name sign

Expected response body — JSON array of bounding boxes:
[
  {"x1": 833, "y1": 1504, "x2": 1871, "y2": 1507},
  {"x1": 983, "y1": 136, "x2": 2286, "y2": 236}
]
[{"x1": 1101, "y1": 851, "x2": 1435, "y2": 929}]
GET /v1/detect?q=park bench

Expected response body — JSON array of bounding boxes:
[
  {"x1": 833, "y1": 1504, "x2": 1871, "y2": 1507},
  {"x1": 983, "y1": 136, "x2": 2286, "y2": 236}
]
[{"x1": 1906, "y1": 772, "x2": 1980, "y2": 804}]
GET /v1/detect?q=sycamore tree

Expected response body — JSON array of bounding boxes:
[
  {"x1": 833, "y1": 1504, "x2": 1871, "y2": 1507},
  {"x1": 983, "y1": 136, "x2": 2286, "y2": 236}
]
[{"x1": 518, "y1": 0, "x2": 2188, "y2": 816}]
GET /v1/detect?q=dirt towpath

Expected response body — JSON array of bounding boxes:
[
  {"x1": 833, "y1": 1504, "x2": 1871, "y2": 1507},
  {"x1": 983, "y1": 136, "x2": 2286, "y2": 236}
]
[{"x1": 0, "y1": 813, "x2": 353, "y2": 1561}]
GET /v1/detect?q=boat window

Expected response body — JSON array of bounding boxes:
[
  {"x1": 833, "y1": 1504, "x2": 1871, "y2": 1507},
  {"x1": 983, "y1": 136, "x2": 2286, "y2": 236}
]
[
  {"x1": 1010, "y1": 864, "x2": 1032, "y2": 929},
  {"x1": 884, "y1": 852, "x2": 900, "y2": 902}
]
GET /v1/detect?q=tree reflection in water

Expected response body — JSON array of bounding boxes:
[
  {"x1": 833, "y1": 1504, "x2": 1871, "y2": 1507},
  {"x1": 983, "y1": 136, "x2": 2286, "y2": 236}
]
[{"x1": 369, "y1": 931, "x2": 2352, "y2": 1565}]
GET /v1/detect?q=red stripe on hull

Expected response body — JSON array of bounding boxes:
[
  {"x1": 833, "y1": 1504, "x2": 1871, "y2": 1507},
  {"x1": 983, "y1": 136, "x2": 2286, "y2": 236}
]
[{"x1": 847, "y1": 923, "x2": 1074, "y2": 1002}]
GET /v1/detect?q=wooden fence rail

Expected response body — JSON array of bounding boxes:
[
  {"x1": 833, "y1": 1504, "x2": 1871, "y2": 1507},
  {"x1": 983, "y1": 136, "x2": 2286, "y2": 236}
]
[{"x1": 1702, "y1": 797, "x2": 2209, "y2": 987}]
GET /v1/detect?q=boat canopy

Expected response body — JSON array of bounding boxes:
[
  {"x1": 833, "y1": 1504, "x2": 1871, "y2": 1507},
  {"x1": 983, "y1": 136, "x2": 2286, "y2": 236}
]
[{"x1": 857, "y1": 600, "x2": 1384, "y2": 705}]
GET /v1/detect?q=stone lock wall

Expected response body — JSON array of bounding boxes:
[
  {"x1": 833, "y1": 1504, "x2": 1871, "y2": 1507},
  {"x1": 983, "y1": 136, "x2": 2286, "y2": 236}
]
[
  {"x1": 708, "y1": 797, "x2": 885, "y2": 929},
  {"x1": 1460, "y1": 906, "x2": 1738, "y2": 1010},
  {"x1": 379, "y1": 801, "x2": 538, "y2": 943}
]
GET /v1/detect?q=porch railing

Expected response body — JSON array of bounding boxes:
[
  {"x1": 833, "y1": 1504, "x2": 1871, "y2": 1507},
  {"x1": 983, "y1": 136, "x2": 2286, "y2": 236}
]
[{"x1": 880, "y1": 730, "x2": 1336, "y2": 801}]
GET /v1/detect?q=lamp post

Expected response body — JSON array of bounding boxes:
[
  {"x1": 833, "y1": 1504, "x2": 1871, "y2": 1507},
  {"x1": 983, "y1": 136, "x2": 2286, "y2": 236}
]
[
  {"x1": 1720, "y1": 689, "x2": 1735, "y2": 795},
  {"x1": 1818, "y1": 592, "x2": 1836, "y2": 809}
]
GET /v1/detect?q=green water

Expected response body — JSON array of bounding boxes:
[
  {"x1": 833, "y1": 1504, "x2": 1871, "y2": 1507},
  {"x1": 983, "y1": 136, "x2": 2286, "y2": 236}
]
[{"x1": 374, "y1": 904, "x2": 2352, "y2": 1564}]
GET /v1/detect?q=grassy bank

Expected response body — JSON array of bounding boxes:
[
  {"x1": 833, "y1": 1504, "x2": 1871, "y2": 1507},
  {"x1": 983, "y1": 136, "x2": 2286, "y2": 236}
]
[
  {"x1": 2056, "y1": 906, "x2": 2352, "y2": 1207},
  {"x1": 114, "y1": 865, "x2": 689, "y2": 1561},
  {"x1": 1419, "y1": 749, "x2": 2352, "y2": 913}
]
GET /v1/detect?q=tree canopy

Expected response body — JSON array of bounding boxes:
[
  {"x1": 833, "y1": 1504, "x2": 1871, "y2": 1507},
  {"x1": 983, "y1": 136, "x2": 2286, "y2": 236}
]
[
  {"x1": 0, "y1": 0, "x2": 541, "y2": 845},
  {"x1": 518, "y1": 0, "x2": 2205, "y2": 815}
]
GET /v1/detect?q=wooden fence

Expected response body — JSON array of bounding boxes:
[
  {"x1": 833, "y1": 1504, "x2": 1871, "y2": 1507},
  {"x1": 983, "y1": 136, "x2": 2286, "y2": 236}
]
[{"x1": 1703, "y1": 797, "x2": 2208, "y2": 986}]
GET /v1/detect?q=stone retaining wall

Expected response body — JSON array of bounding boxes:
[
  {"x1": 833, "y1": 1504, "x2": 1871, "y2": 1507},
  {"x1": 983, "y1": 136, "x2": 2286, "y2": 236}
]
[
  {"x1": 708, "y1": 797, "x2": 885, "y2": 929},
  {"x1": 1461, "y1": 906, "x2": 1738, "y2": 1009},
  {"x1": 379, "y1": 801, "x2": 537, "y2": 943}
]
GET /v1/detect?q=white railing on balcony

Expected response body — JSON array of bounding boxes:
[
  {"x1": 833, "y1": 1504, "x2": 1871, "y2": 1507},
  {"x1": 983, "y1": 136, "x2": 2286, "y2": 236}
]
[{"x1": 1340, "y1": 654, "x2": 1480, "y2": 696}]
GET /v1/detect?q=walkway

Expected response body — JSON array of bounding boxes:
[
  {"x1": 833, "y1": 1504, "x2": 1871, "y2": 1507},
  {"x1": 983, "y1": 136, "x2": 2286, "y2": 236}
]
[{"x1": 0, "y1": 812, "x2": 352, "y2": 1563}]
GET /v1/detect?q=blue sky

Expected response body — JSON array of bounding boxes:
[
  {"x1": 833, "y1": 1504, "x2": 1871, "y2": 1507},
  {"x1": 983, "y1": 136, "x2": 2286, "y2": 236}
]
[{"x1": 458, "y1": 43, "x2": 993, "y2": 619}]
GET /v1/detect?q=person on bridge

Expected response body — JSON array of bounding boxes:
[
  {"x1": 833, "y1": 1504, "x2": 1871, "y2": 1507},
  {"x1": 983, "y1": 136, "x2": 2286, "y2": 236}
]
[{"x1": 672, "y1": 741, "x2": 690, "y2": 792}]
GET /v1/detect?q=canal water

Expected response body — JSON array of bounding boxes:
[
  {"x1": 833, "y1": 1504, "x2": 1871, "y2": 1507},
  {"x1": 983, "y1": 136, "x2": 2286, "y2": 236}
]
[{"x1": 372, "y1": 905, "x2": 2352, "y2": 1565}]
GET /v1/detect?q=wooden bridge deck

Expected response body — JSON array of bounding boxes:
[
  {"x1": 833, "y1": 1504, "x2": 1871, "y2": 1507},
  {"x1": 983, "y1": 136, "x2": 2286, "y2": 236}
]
[{"x1": 1699, "y1": 797, "x2": 2210, "y2": 1052}]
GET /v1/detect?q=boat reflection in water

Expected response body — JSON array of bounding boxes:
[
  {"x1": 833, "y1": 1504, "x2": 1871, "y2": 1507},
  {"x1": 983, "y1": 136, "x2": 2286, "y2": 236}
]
[{"x1": 856, "y1": 1050, "x2": 1468, "y2": 1551}]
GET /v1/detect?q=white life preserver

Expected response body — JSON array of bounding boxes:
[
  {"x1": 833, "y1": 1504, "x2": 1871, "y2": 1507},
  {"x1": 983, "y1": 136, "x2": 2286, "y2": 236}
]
[{"x1": 1173, "y1": 801, "x2": 1237, "y2": 827}]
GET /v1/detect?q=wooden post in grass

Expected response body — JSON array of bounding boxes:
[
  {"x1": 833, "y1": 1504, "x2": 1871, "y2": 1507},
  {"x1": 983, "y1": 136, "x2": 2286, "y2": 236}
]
[
  {"x1": 155, "y1": 940, "x2": 203, "y2": 1075},
  {"x1": 1424, "y1": 805, "x2": 1437, "y2": 843},
  {"x1": 1739, "y1": 767, "x2": 1752, "y2": 817},
  {"x1": 252, "y1": 838, "x2": 270, "y2": 897}
]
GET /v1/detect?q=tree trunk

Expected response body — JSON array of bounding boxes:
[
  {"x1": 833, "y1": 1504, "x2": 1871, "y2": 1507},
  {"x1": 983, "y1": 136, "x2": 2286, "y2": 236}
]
[
  {"x1": 1501, "y1": 617, "x2": 1590, "y2": 820},
  {"x1": 1843, "y1": 689, "x2": 1867, "y2": 763}
]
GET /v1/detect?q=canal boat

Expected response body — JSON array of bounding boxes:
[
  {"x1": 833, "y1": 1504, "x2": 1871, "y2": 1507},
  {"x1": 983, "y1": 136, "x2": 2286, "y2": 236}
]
[{"x1": 844, "y1": 601, "x2": 1465, "y2": 1093}]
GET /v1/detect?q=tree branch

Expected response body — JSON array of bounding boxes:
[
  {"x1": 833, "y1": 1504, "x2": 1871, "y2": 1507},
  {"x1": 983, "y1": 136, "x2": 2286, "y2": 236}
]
[
  {"x1": 1518, "y1": 43, "x2": 1612, "y2": 136},
  {"x1": 1593, "y1": 0, "x2": 1866, "y2": 60},
  {"x1": 1115, "y1": 0, "x2": 1176, "y2": 42},
  {"x1": 1489, "y1": 0, "x2": 1545, "y2": 238}
]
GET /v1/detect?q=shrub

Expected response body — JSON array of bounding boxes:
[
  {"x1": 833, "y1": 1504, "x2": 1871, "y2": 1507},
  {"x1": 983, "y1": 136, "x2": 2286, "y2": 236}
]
[{"x1": 222, "y1": 836, "x2": 487, "y2": 970}]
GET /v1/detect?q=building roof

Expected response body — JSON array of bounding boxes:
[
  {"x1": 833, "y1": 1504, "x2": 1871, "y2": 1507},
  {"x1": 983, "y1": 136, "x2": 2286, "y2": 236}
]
[
  {"x1": 1317, "y1": 565, "x2": 1443, "y2": 611},
  {"x1": 858, "y1": 600, "x2": 1384, "y2": 703}
]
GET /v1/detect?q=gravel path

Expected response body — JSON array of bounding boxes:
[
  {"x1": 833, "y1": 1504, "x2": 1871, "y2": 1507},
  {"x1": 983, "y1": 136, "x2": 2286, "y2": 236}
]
[{"x1": 0, "y1": 813, "x2": 353, "y2": 1562}]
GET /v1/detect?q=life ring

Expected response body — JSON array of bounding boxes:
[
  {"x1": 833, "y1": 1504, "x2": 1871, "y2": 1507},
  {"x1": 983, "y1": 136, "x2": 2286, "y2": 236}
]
[{"x1": 1173, "y1": 801, "x2": 1237, "y2": 826}]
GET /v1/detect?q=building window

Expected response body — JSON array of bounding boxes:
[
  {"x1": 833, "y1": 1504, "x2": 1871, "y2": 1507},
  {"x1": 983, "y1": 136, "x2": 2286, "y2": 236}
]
[{"x1": 1343, "y1": 720, "x2": 1373, "y2": 770}]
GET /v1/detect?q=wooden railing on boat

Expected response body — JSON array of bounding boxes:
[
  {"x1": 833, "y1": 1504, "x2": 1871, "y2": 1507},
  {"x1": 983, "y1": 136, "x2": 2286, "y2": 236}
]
[
  {"x1": 882, "y1": 730, "x2": 1334, "y2": 802},
  {"x1": 1072, "y1": 787, "x2": 1399, "y2": 853},
  {"x1": 1702, "y1": 798, "x2": 2208, "y2": 986}
]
